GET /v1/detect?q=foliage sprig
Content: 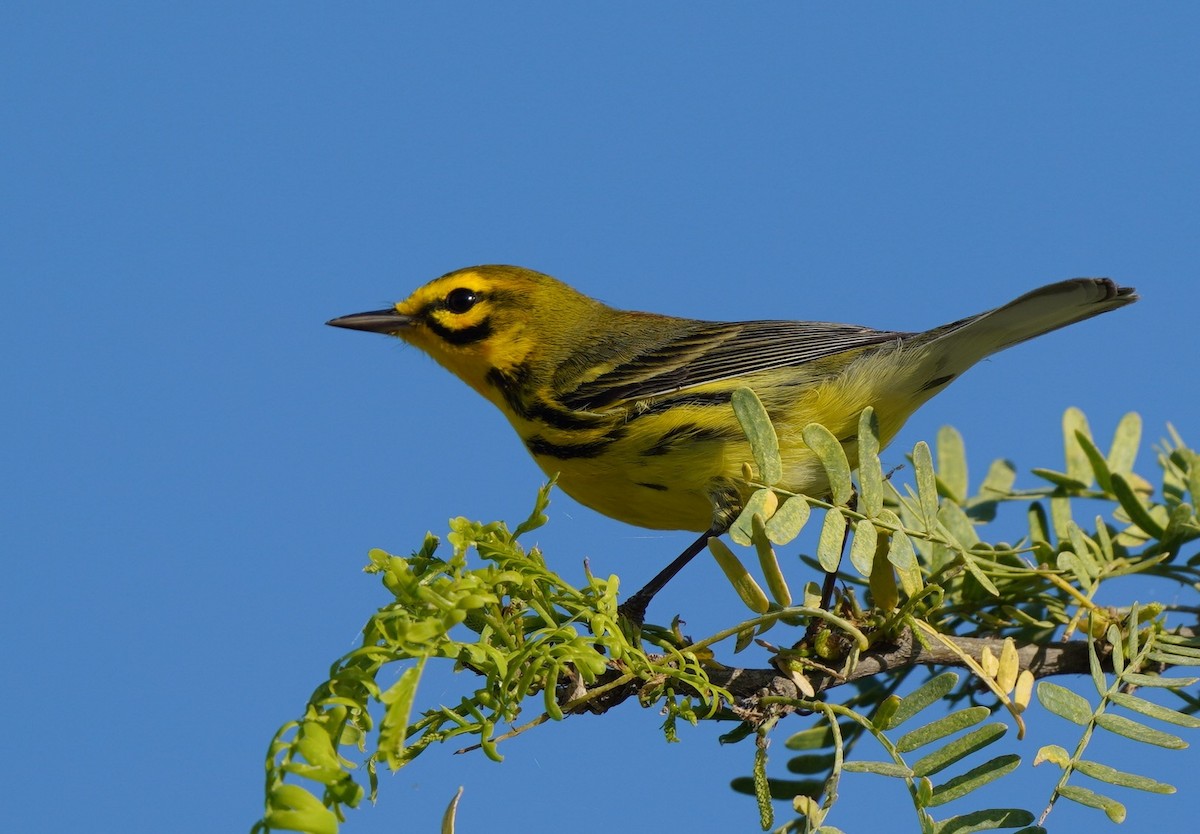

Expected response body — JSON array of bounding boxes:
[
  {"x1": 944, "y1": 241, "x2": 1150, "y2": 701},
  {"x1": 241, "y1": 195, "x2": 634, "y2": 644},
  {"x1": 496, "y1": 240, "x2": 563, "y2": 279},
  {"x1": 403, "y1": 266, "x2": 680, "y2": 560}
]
[{"x1": 254, "y1": 403, "x2": 1200, "y2": 833}]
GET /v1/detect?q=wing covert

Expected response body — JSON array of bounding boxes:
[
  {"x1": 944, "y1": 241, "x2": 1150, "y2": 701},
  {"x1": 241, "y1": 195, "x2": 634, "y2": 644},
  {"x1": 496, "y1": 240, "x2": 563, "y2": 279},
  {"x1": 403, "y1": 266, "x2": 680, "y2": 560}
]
[{"x1": 559, "y1": 319, "x2": 908, "y2": 411}]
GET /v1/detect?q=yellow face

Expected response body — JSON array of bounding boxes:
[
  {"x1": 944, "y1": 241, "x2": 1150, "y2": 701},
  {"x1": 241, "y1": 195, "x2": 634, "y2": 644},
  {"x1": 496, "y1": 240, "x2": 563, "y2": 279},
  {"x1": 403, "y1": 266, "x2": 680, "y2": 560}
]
[
  {"x1": 388, "y1": 266, "x2": 549, "y2": 400},
  {"x1": 385, "y1": 265, "x2": 609, "y2": 406}
]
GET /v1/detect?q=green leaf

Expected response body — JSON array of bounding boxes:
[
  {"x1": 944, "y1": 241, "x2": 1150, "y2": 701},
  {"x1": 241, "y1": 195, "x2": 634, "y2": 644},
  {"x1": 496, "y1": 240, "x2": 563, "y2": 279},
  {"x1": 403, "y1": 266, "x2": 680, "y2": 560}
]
[
  {"x1": 858, "y1": 407, "x2": 884, "y2": 517},
  {"x1": 931, "y1": 808, "x2": 1035, "y2": 834},
  {"x1": 734, "y1": 625, "x2": 755, "y2": 653},
  {"x1": 979, "y1": 458, "x2": 1017, "y2": 497},
  {"x1": 937, "y1": 425, "x2": 968, "y2": 502},
  {"x1": 1110, "y1": 472, "x2": 1165, "y2": 538},
  {"x1": 914, "y1": 441, "x2": 938, "y2": 527},
  {"x1": 970, "y1": 459, "x2": 1016, "y2": 522},
  {"x1": 886, "y1": 526, "x2": 922, "y2": 596},
  {"x1": 1073, "y1": 759, "x2": 1175, "y2": 794},
  {"x1": 1149, "y1": 641, "x2": 1200, "y2": 660},
  {"x1": 1056, "y1": 784, "x2": 1126, "y2": 823},
  {"x1": 765, "y1": 496, "x2": 811, "y2": 545},
  {"x1": 911, "y1": 723, "x2": 1007, "y2": 777},
  {"x1": 1094, "y1": 713, "x2": 1187, "y2": 748},
  {"x1": 896, "y1": 706, "x2": 990, "y2": 753},
  {"x1": 1126, "y1": 602, "x2": 1141, "y2": 660},
  {"x1": 917, "y1": 776, "x2": 933, "y2": 806},
  {"x1": 729, "y1": 488, "x2": 776, "y2": 546},
  {"x1": 1056, "y1": 552, "x2": 1090, "y2": 591},
  {"x1": 1106, "y1": 623, "x2": 1125, "y2": 676},
  {"x1": 842, "y1": 760, "x2": 914, "y2": 777},
  {"x1": 752, "y1": 513, "x2": 791, "y2": 606},
  {"x1": 1096, "y1": 519, "x2": 1117, "y2": 565},
  {"x1": 1106, "y1": 412, "x2": 1141, "y2": 475},
  {"x1": 793, "y1": 796, "x2": 826, "y2": 828},
  {"x1": 1119, "y1": 673, "x2": 1199, "y2": 689},
  {"x1": 1188, "y1": 447, "x2": 1200, "y2": 508},
  {"x1": 1146, "y1": 649, "x2": 1200, "y2": 667},
  {"x1": 441, "y1": 786, "x2": 464, "y2": 834},
  {"x1": 887, "y1": 671, "x2": 959, "y2": 729},
  {"x1": 264, "y1": 784, "x2": 340, "y2": 834},
  {"x1": 816, "y1": 508, "x2": 847, "y2": 573},
  {"x1": 872, "y1": 695, "x2": 901, "y2": 731},
  {"x1": 1154, "y1": 635, "x2": 1200, "y2": 654},
  {"x1": 719, "y1": 722, "x2": 754, "y2": 745},
  {"x1": 927, "y1": 754, "x2": 1020, "y2": 806},
  {"x1": 295, "y1": 721, "x2": 341, "y2": 774},
  {"x1": 1026, "y1": 501, "x2": 1051, "y2": 549},
  {"x1": 1088, "y1": 636, "x2": 1107, "y2": 696},
  {"x1": 1073, "y1": 430, "x2": 1113, "y2": 493},
  {"x1": 1032, "y1": 744, "x2": 1070, "y2": 768},
  {"x1": 513, "y1": 480, "x2": 554, "y2": 538},
  {"x1": 379, "y1": 659, "x2": 427, "y2": 768},
  {"x1": 938, "y1": 501, "x2": 980, "y2": 548},
  {"x1": 1162, "y1": 501, "x2": 1199, "y2": 544},
  {"x1": 784, "y1": 722, "x2": 855, "y2": 750},
  {"x1": 1067, "y1": 523, "x2": 1100, "y2": 577},
  {"x1": 708, "y1": 538, "x2": 770, "y2": 614},
  {"x1": 732, "y1": 388, "x2": 783, "y2": 484},
  {"x1": 848, "y1": 519, "x2": 878, "y2": 577},
  {"x1": 1048, "y1": 493, "x2": 1074, "y2": 541},
  {"x1": 961, "y1": 553, "x2": 1000, "y2": 597},
  {"x1": 803, "y1": 422, "x2": 853, "y2": 505},
  {"x1": 1037, "y1": 682, "x2": 1092, "y2": 726},
  {"x1": 1031, "y1": 468, "x2": 1089, "y2": 490},
  {"x1": 1062, "y1": 407, "x2": 1094, "y2": 486}
]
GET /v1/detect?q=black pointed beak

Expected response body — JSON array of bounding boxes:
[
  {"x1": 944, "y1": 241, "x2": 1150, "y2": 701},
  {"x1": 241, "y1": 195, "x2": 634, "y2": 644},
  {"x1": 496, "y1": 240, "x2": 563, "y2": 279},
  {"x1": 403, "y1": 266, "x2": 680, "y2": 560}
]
[{"x1": 326, "y1": 308, "x2": 414, "y2": 334}]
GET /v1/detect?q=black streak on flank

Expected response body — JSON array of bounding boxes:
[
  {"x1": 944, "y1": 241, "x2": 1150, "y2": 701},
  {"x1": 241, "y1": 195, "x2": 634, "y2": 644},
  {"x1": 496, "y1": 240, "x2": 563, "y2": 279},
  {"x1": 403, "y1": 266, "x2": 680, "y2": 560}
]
[
  {"x1": 921, "y1": 373, "x2": 956, "y2": 392},
  {"x1": 486, "y1": 364, "x2": 534, "y2": 415},
  {"x1": 624, "y1": 390, "x2": 734, "y2": 420},
  {"x1": 525, "y1": 435, "x2": 615, "y2": 460},
  {"x1": 526, "y1": 401, "x2": 611, "y2": 431},
  {"x1": 486, "y1": 365, "x2": 611, "y2": 430},
  {"x1": 426, "y1": 316, "x2": 493, "y2": 346},
  {"x1": 636, "y1": 482, "x2": 669, "y2": 491},
  {"x1": 642, "y1": 424, "x2": 742, "y2": 457}
]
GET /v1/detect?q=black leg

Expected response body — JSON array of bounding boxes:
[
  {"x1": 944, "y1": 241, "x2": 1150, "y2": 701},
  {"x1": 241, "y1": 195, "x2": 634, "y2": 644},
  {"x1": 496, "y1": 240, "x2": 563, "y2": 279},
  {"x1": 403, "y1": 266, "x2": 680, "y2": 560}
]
[
  {"x1": 618, "y1": 529, "x2": 716, "y2": 625},
  {"x1": 818, "y1": 567, "x2": 840, "y2": 611}
]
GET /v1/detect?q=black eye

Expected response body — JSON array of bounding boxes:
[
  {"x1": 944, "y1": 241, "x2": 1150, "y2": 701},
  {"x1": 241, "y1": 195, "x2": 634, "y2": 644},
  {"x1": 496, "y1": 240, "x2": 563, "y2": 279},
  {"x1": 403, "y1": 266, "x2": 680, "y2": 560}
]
[{"x1": 445, "y1": 288, "x2": 479, "y2": 314}]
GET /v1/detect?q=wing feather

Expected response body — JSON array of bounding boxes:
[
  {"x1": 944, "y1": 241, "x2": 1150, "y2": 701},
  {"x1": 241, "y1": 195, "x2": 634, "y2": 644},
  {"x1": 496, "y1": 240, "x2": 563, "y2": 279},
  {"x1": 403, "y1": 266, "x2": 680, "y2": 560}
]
[{"x1": 559, "y1": 319, "x2": 908, "y2": 410}]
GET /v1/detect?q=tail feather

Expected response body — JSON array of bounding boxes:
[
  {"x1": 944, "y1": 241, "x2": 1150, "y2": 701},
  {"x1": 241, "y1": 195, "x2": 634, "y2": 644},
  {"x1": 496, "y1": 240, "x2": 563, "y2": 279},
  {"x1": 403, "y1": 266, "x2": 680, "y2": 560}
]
[{"x1": 928, "y1": 278, "x2": 1137, "y2": 371}]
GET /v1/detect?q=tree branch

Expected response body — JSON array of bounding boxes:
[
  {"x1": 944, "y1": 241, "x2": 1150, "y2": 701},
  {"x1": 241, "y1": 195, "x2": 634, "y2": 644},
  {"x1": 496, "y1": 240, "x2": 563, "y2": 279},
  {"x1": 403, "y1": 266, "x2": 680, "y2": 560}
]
[
  {"x1": 710, "y1": 628, "x2": 1101, "y2": 703},
  {"x1": 572, "y1": 627, "x2": 1194, "y2": 717}
]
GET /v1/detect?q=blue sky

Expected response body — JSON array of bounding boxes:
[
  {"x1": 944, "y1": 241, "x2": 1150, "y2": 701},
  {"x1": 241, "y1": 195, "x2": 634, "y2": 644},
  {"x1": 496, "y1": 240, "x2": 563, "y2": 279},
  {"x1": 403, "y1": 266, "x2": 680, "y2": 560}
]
[{"x1": 3, "y1": 4, "x2": 1198, "y2": 833}]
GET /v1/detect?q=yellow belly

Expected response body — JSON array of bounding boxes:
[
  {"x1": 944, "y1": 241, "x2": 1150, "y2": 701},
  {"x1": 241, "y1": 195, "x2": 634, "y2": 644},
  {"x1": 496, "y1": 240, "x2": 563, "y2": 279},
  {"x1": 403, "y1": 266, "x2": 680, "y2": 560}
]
[{"x1": 522, "y1": 343, "x2": 937, "y2": 532}]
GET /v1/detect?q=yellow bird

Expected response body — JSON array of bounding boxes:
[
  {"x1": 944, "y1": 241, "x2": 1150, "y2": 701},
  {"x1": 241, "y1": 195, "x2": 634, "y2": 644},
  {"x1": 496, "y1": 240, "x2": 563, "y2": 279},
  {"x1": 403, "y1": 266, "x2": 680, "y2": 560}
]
[{"x1": 329, "y1": 266, "x2": 1136, "y2": 613}]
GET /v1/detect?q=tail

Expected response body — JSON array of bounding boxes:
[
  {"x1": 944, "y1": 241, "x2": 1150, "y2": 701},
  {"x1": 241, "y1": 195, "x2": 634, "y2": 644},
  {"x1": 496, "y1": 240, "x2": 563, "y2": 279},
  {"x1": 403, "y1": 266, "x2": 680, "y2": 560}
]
[{"x1": 924, "y1": 278, "x2": 1138, "y2": 373}]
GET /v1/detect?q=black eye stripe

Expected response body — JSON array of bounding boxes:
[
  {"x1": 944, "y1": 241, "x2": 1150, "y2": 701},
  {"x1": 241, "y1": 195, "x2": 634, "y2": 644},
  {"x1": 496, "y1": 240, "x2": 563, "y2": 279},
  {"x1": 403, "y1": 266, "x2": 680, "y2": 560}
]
[{"x1": 426, "y1": 316, "x2": 492, "y2": 346}]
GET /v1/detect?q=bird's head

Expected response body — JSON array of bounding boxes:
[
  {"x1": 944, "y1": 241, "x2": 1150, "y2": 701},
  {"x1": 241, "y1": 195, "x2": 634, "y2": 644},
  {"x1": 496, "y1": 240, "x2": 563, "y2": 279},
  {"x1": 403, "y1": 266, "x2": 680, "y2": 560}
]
[{"x1": 328, "y1": 265, "x2": 604, "y2": 400}]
